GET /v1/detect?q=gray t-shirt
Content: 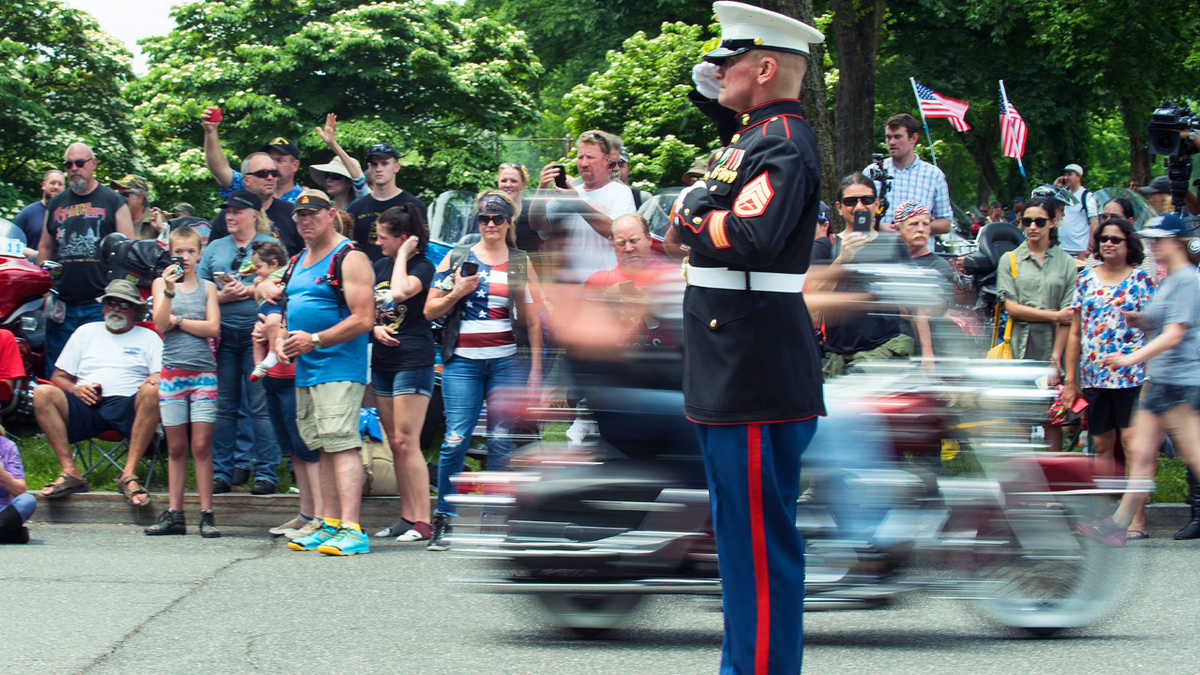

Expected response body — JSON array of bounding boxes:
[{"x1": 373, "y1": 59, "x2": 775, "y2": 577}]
[
  {"x1": 197, "y1": 232, "x2": 279, "y2": 330},
  {"x1": 161, "y1": 281, "x2": 217, "y2": 372},
  {"x1": 910, "y1": 250, "x2": 955, "y2": 284},
  {"x1": 1145, "y1": 264, "x2": 1200, "y2": 385}
]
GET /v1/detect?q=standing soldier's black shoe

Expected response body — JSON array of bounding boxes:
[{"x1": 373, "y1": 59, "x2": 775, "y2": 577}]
[{"x1": 145, "y1": 509, "x2": 186, "y2": 535}]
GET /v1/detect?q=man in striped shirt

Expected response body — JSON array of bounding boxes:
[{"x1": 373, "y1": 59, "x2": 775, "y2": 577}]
[{"x1": 863, "y1": 114, "x2": 952, "y2": 251}]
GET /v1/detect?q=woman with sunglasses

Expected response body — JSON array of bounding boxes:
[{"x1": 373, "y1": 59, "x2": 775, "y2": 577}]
[
  {"x1": 1078, "y1": 214, "x2": 1200, "y2": 545},
  {"x1": 369, "y1": 203, "x2": 436, "y2": 543},
  {"x1": 497, "y1": 163, "x2": 540, "y2": 254},
  {"x1": 1062, "y1": 217, "x2": 1155, "y2": 536},
  {"x1": 424, "y1": 190, "x2": 542, "y2": 550},
  {"x1": 1086, "y1": 198, "x2": 1160, "y2": 281},
  {"x1": 310, "y1": 113, "x2": 369, "y2": 212},
  {"x1": 997, "y1": 194, "x2": 1078, "y2": 452}
]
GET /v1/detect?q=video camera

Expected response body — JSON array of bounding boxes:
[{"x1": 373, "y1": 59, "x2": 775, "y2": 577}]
[
  {"x1": 868, "y1": 153, "x2": 893, "y2": 227},
  {"x1": 1147, "y1": 100, "x2": 1200, "y2": 220}
]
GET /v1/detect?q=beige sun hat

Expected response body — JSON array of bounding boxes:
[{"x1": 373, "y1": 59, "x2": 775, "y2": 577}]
[{"x1": 308, "y1": 155, "x2": 362, "y2": 190}]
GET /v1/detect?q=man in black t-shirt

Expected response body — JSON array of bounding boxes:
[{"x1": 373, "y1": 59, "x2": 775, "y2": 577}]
[
  {"x1": 38, "y1": 142, "x2": 135, "y2": 373},
  {"x1": 208, "y1": 153, "x2": 305, "y2": 256},
  {"x1": 346, "y1": 143, "x2": 427, "y2": 262}
]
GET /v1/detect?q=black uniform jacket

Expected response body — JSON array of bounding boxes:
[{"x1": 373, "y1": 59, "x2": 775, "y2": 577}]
[{"x1": 676, "y1": 95, "x2": 826, "y2": 424}]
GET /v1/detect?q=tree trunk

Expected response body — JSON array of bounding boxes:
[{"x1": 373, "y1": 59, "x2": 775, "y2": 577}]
[
  {"x1": 761, "y1": 0, "x2": 838, "y2": 226},
  {"x1": 1121, "y1": 97, "x2": 1151, "y2": 186},
  {"x1": 961, "y1": 129, "x2": 1002, "y2": 207},
  {"x1": 830, "y1": 0, "x2": 886, "y2": 180}
]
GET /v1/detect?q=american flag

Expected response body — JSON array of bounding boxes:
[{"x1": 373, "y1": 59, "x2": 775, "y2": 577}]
[
  {"x1": 999, "y1": 82, "x2": 1027, "y2": 159},
  {"x1": 913, "y1": 80, "x2": 971, "y2": 132},
  {"x1": 455, "y1": 262, "x2": 517, "y2": 359}
]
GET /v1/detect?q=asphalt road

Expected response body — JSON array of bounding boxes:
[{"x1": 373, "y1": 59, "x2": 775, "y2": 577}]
[{"x1": 4, "y1": 520, "x2": 1197, "y2": 675}]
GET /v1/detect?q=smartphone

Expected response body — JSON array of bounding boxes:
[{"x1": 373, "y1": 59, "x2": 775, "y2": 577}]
[
  {"x1": 852, "y1": 210, "x2": 872, "y2": 233},
  {"x1": 207, "y1": 106, "x2": 222, "y2": 123},
  {"x1": 215, "y1": 271, "x2": 234, "y2": 284},
  {"x1": 460, "y1": 261, "x2": 479, "y2": 277},
  {"x1": 553, "y1": 164, "x2": 569, "y2": 189},
  {"x1": 168, "y1": 256, "x2": 184, "y2": 275},
  {"x1": 617, "y1": 280, "x2": 637, "y2": 295}
]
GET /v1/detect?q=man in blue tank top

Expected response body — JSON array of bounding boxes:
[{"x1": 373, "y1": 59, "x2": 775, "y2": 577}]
[{"x1": 275, "y1": 190, "x2": 376, "y2": 556}]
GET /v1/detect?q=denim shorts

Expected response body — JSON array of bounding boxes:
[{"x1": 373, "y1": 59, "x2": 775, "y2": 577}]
[
  {"x1": 1140, "y1": 381, "x2": 1200, "y2": 416},
  {"x1": 259, "y1": 301, "x2": 283, "y2": 317},
  {"x1": 159, "y1": 368, "x2": 219, "y2": 426},
  {"x1": 371, "y1": 366, "x2": 435, "y2": 398}
]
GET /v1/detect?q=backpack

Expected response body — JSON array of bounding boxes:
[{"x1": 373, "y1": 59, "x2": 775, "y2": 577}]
[
  {"x1": 439, "y1": 245, "x2": 530, "y2": 364},
  {"x1": 99, "y1": 233, "x2": 170, "y2": 288},
  {"x1": 278, "y1": 239, "x2": 361, "y2": 316}
]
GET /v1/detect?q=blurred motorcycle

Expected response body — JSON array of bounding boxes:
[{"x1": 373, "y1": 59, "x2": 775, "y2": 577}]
[{"x1": 0, "y1": 238, "x2": 55, "y2": 421}]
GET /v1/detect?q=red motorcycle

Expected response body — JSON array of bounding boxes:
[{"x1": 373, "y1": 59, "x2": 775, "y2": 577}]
[{"x1": 0, "y1": 243, "x2": 55, "y2": 421}]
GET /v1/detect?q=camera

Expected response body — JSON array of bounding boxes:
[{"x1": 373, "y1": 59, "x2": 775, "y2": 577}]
[
  {"x1": 1147, "y1": 100, "x2": 1200, "y2": 156},
  {"x1": 867, "y1": 153, "x2": 892, "y2": 227}
]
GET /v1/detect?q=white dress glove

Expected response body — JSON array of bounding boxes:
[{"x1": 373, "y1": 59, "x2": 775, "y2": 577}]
[
  {"x1": 692, "y1": 62, "x2": 721, "y2": 100},
  {"x1": 672, "y1": 182, "x2": 709, "y2": 224}
]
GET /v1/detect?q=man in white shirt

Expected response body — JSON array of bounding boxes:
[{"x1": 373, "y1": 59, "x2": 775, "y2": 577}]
[
  {"x1": 532, "y1": 131, "x2": 636, "y2": 282},
  {"x1": 34, "y1": 280, "x2": 163, "y2": 504},
  {"x1": 864, "y1": 114, "x2": 953, "y2": 251},
  {"x1": 1055, "y1": 163, "x2": 1099, "y2": 257}
]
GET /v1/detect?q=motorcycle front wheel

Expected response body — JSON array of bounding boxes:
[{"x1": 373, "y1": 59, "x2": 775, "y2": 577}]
[{"x1": 968, "y1": 495, "x2": 1141, "y2": 637}]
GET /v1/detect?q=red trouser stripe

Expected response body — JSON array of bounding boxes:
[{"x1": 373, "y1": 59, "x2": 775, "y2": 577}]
[{"x1": 747, "y1": 423, "x2": 769, "y2": 675}]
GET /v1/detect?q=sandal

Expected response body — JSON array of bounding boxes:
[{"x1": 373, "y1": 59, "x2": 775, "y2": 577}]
[
  {"x1": 1127, "y1": 529, "x2": 1149, "y2": 540},
  {"x1": 43, "y1": 473, "x2": 89, "y2": 499},
  {"x1": 117, "y1": 475, "x2": 151, "y2": 507}
]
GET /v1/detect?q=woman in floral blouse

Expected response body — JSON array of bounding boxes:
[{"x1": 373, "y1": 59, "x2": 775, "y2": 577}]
[{"x1": 1063, "y1": 217, "x2": 1154, "y2": 535}]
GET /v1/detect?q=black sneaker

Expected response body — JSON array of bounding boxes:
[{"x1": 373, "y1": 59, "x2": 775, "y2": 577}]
[
  {"x1": 199, "y1": 511, "x2": 221, "y2": 538},
  {"x1": 145, "y1": 509, "x2": 186, "y2": 536},
  {"x1": 232, "y1": 468, "x2": 252, "y2": 486},
  {"x1": 250, "y1": 479, "x2": 276, "y2": 495},
  {"x1": 213, "y1": 477, "x2": 232, "y2": 494},
  {"x1": 427, "y1": 512, "x2": 452, "y2": 551}
]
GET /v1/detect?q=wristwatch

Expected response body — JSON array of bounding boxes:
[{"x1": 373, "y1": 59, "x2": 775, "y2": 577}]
[
  {"x1": 1188, "y1": 131, "x2": 1198, "y2": 144},
  {"x1": 173, "y1": 315, "x2": 183, "y2": 330},
  {"x1": 310, "y1": 332, "x2": 322, "y2": 350}
]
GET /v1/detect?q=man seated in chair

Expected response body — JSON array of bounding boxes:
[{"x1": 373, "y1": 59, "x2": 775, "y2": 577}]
[{"x1": 35, "y1": 279, "x2": 162, "y2": 505}]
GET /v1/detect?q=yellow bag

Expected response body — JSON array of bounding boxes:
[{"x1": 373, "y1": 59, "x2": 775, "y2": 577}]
[{"x1": 986, "y1": 252, "x2": 1017, "y2": 359}]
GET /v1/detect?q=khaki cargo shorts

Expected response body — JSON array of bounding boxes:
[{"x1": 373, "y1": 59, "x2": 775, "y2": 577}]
[{"x1": 296, "y1": 380, "x2": 366, "y2": 453}]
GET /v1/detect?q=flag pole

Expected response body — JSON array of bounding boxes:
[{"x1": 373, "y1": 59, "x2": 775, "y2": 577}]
[
  {"x1": 910, "y1": 77, "x2": 939, "y2": 167},
  {"x1": 999, "y1": 80, "x2": 1029, "y2": 195}
]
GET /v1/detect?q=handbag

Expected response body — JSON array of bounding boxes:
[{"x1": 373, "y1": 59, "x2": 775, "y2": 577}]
[{"x1": 986, "y1": 252, "x2": 1018, "y2": 359}]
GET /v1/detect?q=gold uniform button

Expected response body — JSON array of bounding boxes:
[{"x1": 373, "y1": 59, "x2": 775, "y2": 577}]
[
  {"x1": 731, "y1": 134, "x2": 741, "y2": 143},
  {"x1": 684, "y1": 208, "x2": 690, "y2": 216},
  {"x1": 753, "y1": 37, "x2": 763, "y2": 45},
  {"x1": 741, "y1": 114, "x2": 750, "y2": 125},
  {"x1": 692, "y1": 217, "x2": 702, "y2": 225},
  {"x1": 709, "y1": 184, "x2": 717, "y2": 191},
  {"x1": 770, "y1": 116, "x2": 779, "y2": 121},
  {"x1": 710, "y1": 319, "x2": 718, "y2": 328}
]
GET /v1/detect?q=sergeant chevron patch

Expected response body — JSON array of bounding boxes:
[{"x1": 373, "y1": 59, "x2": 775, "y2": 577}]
[{"x1": 733, "y1": 172, "x2": 773, "y2": 217}]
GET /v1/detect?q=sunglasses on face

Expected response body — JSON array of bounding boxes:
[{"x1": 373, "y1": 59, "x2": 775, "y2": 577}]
[
  {"x1": 1099, "y1": 235, "x2": 1127, "y2": 244},
  {"x1": 103, "y1": 298, "x2": 134, "y2": 310},
  {"x1": 245, "y1": 169, "x2": 281, "y2": 179},
  {"x1": 839, "y1": 195, "x2": 877, "y2": 207},
  {"x1": 582, "y1": 132, "x2": 610, "y2": 153},
  {"x1": 63, "y1": 159, "x2": 93, "y2": 169},
  {"x1": 477, "y1": 215, "x2": 507, "y2": 226},
  {"x1": 1021, "y1": 217, "x2": 1052, "y2": 228}
]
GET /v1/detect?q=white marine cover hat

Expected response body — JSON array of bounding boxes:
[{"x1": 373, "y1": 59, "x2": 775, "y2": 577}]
[{"x1": 703, "y1": 1, "x2": 825, "y2": 64}]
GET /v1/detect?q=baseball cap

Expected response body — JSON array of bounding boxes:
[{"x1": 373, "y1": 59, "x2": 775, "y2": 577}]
[
  {"x1": 292, "y1": 189, "x2": 333, "y2": 212},
  {"x1": 98, "y1": 279, "x2": 148, "y2": 306},
  {"x1": 1138, "y1": 176, "x2": 1171, "y2": 195},
  {"x1": 1140, "y1": 213, "x2": 1187, "y2": 238},
  {"x1": 262, "y1": 137, "x2": 301, "y2": 160},
  {"x1": 1013, "y1": 195, "x2": 1025, "y2": 203},
  {"x1": 365, "y1": 142, "x2": 400, "y2": 161},
  {"x1": 110, "y1": 174, "x2": 149, "y2": 195},
  {"x1": 1062, "y1": 163, "x2": 1084, "y2": 175},
  {"x1": 618, "y1": 147, "x2": 630, "y2": 164},
  {"x1": 171, "y1": 202, "x2": 196, "y2": 216},
  {"x1": 218, "y1": 189, "x2": 262, "y2": 211},
  {"x1": 704, "y1": 1, "x2": 825, "y2": 64}
]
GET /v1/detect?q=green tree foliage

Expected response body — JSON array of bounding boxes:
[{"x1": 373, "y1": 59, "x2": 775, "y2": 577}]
[
  {"x1": 562, "y1": 22, "x2": 716, "y2": 191},
  {"x1": 128, "y1": 0, "x2": 543, "y2": 213},
  {"x1": 0, "y1": 0, "x2": 138, "y2": 217}
]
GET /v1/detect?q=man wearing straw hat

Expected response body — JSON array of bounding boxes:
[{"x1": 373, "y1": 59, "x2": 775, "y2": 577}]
[{"x1": 675, "y1": 2, "x2": 825, "y2": 672}]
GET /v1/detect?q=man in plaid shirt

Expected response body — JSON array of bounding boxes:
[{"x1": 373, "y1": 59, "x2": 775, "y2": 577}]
[{"x1": 863, "y1": 113, "x2": 952, "y2": 251}]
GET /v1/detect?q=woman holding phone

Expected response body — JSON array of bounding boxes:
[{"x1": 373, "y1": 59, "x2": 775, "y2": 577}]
[
  {"x1": 145, "y1": 227, "x2": 222, "y2": 537},
  {"x1": 424, "y1": 190, "x2": 542, "y2": 551}
]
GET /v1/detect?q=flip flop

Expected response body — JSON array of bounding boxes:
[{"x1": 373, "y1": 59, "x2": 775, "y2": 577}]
[
  {"x1": 116, "y1": 475, "x2": 151, "y2": 507},
  {"x1": 43, "y1": 473, "x2": 89, "y2": 499},
  {"x1": 1127, "y1": 529, "x2": 1149, "y2": 540}
]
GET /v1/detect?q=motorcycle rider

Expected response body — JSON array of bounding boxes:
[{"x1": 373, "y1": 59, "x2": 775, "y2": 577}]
[{"x1": 678, "y1": 3, "x2": 825, "y2": 673}]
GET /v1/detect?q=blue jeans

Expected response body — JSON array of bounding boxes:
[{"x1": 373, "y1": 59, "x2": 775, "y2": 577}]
[
  {"x1": 211, "y1": 327, "x2": 278, "y2": 484},
  {"x1": 263, "y1": 376, "x2": 318, "y2": 463},
  {"x1": 436, "y1": 354, "x2": 525, "y2": 516},
  {"x1": 46, "y1": 302, "x2": 104, "y2": 376}
]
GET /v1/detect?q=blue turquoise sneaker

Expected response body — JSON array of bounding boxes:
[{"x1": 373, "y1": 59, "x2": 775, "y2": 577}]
[
  {"x1": 317, "y1": 527, "x2": 370, "y2": 556},
  {"x1": 287, "y1": 522, "x2": 339, "y2": 551}
]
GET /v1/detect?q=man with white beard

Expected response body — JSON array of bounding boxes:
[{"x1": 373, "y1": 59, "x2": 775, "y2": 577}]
[
  {"x1": 33, "y1": 279, "x2": 163, "y2": 501},
  {"x1": 38, "y1": 142, "x2": 135, "y2": 373}
]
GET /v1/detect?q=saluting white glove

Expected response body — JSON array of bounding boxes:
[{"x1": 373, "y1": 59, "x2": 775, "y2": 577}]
[
  {"x1": 692, "y1": 62, "x2": 720, "y2": 100},
  {"x1": 672, "y1": 181, "x2": 708, "y2": 225}
]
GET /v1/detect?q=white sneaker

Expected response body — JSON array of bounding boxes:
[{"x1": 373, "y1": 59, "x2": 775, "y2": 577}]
[
  {"x1": 284, "y1": 518, "x2": 322, "y2": 540},
  {"x1": 396, "y1": 522, "x2": 432, "y2": 542},
  {"x1": 269, "y1": 516, "x2": 308, "y2": 536}
]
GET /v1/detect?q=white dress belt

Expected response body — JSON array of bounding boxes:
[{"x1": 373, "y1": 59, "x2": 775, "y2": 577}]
[{"x1": 684, "y1": 264, "x2": 806, "y2": 293}]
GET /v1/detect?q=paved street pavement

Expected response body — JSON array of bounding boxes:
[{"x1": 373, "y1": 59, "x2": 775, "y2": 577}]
[{"x1": 4, "y1": 520, "x2": 1197, "y2": 674}]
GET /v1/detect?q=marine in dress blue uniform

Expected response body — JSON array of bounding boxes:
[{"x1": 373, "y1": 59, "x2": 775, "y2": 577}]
[{"x1": 672, "y1": 3, "x2": 826, "y2": 673}]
